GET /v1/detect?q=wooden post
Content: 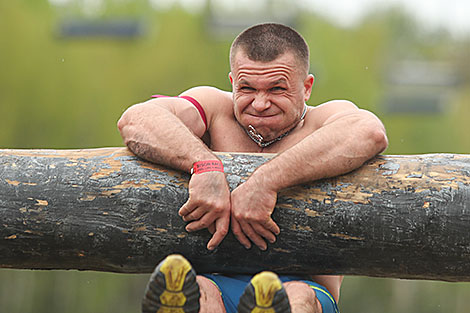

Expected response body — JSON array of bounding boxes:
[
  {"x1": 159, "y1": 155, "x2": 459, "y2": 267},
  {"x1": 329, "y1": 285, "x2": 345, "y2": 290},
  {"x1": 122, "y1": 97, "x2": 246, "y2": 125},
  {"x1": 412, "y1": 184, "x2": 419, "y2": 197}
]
[{"x1": 1, "y1": 148, "x2": 469, "y2": 282}]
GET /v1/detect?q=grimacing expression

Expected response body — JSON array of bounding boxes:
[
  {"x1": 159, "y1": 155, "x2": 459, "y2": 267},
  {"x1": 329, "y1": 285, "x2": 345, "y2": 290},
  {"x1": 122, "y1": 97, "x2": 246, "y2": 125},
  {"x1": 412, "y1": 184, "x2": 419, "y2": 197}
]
[{"x1": 229, "y1": 51, "x2": 314, "y2": 141}]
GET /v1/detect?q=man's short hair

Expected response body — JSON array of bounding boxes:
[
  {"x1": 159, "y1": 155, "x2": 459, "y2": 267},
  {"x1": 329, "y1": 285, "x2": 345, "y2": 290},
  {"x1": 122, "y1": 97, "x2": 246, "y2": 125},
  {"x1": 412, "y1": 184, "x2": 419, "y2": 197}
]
[{"x1": 230, "y1": 23, "x2": 310, "y2": 75}]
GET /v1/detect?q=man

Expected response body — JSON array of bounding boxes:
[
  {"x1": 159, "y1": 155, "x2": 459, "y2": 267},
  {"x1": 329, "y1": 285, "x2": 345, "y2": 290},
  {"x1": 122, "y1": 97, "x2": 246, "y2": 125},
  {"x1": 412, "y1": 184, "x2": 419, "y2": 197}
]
[{"x1": 118, "y1": 23, "x2": 388, "y2": 313}]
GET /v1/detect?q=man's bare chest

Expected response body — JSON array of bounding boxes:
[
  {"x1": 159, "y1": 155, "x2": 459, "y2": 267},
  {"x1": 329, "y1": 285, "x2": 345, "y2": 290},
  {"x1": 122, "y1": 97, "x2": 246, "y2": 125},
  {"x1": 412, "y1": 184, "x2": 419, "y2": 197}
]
[{"x1": 208, "y1": 119, "x2": 259, "y2": 153}]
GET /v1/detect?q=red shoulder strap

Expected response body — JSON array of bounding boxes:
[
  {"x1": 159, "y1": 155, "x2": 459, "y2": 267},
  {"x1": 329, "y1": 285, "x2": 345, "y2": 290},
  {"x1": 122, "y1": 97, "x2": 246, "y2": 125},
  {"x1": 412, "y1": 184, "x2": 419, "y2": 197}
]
[{"x1": 151, "y1": 95, "x2": 207, "y2": 131}]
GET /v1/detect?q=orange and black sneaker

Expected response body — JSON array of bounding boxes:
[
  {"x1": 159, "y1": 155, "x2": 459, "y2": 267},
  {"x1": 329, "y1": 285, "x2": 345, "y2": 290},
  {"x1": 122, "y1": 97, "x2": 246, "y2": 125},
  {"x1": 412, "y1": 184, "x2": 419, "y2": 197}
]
[
  {"x1": 237, "y1": 271, "x2": 291, "y2": 313},
  {"x1": 142, "y1": 254, "x2": 200, "y2": 313}
]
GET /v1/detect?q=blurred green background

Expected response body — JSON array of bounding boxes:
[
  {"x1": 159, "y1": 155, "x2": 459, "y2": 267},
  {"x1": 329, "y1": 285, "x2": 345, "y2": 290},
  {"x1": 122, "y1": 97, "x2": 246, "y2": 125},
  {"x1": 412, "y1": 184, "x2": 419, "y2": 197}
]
[{"x1": 1, "y1": 0, "x2": 469, "y2": 312}]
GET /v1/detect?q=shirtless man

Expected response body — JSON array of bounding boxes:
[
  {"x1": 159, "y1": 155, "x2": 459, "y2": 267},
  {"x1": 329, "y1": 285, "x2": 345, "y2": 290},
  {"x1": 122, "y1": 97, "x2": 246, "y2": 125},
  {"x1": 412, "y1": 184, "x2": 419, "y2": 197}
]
[{"x1": 118, "y1": 23, "x2": 388, "y2": 313}]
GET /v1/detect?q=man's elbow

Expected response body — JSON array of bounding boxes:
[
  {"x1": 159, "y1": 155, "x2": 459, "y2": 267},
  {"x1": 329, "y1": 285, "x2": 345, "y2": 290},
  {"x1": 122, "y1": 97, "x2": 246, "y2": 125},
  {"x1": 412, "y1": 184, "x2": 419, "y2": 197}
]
[
  {"x1": 354, "y1": 110, "x2": 388, "y2": 154},
  {"x1": 117, "y1": 105, "x2": 141, "y2": 145},
  {"x1": 117, "y1": 113, "x2": 127, "y2": 134},
  {"x1": 367, "y1": 122, "x2": 388, "y2": 154},
  {"x1": 117, "y1": 113, "x2": 130, "y2": 142}
]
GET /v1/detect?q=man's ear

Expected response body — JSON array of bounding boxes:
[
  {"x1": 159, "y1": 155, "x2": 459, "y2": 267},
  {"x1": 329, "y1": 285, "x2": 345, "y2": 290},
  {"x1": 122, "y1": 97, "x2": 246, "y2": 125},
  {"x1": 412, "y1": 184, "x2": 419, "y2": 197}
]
[
  {"x1": 228, "y1": 72, "x2": 233, "y2": 85},
  {"x1": 303, "y1": 74, "x2": 315, "y2": 102}
]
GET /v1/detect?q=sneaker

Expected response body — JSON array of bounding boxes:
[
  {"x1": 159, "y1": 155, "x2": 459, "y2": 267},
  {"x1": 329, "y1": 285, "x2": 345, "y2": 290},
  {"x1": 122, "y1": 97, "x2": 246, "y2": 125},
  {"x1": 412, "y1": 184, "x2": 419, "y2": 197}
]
[
  {"x1": 142, "y1": 254, "x2": 200, "y2": 313},
  {"x1": 238, "y1": 271, "x2": 291, "y2": 313}
]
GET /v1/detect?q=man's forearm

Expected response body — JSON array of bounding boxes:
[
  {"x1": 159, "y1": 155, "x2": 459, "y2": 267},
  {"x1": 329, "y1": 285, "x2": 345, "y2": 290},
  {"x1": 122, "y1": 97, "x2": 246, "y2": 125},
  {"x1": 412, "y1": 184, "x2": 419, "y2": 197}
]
[
  {"x1": 250, "y1": 112, "x2": 388, "y2": 192},
  {"x1": 118, "y1": 103, "x2": 216, "y2": 172}
]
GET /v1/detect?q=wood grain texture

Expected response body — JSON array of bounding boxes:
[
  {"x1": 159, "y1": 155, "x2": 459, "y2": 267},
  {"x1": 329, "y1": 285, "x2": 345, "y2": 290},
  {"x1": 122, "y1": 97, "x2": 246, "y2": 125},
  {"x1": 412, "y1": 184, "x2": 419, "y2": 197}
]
[{"x1": 1, "y1": 148, "x2": 469, "y2": 281}]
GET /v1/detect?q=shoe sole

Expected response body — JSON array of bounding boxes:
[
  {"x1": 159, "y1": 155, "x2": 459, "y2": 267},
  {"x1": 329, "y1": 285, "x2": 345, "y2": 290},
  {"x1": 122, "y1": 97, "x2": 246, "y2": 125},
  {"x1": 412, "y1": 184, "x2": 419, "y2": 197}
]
[
  {"x1": 142, "y1": 254, "x2": 200, "y2": 313},
  {"x1": 238, "y1": 271, "x2": 291, "y2": 313}
]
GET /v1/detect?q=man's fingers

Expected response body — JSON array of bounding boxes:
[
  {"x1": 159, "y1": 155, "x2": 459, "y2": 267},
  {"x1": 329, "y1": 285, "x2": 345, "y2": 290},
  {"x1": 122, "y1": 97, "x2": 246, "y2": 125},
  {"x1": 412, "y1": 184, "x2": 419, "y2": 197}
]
[
  {"x1": 239, "y1": 221, "x2": 267, "y2": 251},
  {"x1": 206, "y1": 216, "x2": 229, "y2": 250},
  {"x1": 208, "y1": 223, "x2": 216, "y2": 234},
  {"x1": 231, "y1": 217, "x2": 251, "y2": 249},
  {"x1": 181, "y1": 207, "x2": 206, "y2": 222},
  {"x1": 185, "y1": 213, "x2": 215, "y2": 232},
  {"x1": 185, "y1": 216, "x2": 213, "y2": 232},
  {"x1": 251, "y1": 222, "x2": 277, "y2": 244},
  {"x1": 264, "y1": 218, "x2": 281, "y2": 236},
  {"x1": 178, "y1": 200, "x2": 196, "y2": 217}
]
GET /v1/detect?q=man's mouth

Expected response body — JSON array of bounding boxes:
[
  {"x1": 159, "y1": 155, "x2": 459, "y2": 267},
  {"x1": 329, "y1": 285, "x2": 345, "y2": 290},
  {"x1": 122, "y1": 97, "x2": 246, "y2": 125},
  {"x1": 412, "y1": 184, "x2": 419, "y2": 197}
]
[{"x1": 248, "y1": 113, "x2": 277, "y2": 118}]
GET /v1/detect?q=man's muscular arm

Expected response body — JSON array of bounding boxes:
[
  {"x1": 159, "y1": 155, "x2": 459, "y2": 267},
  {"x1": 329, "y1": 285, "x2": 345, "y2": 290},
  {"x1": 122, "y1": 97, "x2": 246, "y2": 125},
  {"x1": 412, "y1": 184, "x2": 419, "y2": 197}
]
[
  {"x1": 117, "y1": 97, "x2": 210, "y2": 169},
  {"x1": 117, "y1": 93, "x2": 230, "y2": 250},
  {"x1": 230, "y1": 101, "x2": 388, "y2": 250}
]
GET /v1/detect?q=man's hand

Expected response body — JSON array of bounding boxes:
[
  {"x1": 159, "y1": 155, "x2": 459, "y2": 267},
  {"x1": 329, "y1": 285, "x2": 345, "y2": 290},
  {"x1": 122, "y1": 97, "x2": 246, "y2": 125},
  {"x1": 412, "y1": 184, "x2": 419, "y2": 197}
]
[
  {"x1": 230, "y1": 178, "x2": 281, "y2": 250},
  {"x1": 179, "y1": 171, "x2": 231, "y2": 250}
]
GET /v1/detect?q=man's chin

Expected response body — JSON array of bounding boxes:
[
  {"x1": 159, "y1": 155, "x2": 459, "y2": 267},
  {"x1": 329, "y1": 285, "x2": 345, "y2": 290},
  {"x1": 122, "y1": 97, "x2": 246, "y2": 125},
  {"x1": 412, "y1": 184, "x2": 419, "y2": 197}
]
[
  {"x1": 244, "y1": 113, "x2": 281, "y2": 124},
  {"x1": 245, "y1": 120, "x2": 279, "y2": 132},
  {"x1": 248, "y1": 124, "x2": 279, "y2": 141}
]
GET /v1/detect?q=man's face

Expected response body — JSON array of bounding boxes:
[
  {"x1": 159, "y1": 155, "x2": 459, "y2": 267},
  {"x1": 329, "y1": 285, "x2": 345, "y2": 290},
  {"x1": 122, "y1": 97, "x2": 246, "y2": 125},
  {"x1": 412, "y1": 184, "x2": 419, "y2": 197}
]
[{"x1": 229, "y1": 51, "x2": 314, "y2": 141}]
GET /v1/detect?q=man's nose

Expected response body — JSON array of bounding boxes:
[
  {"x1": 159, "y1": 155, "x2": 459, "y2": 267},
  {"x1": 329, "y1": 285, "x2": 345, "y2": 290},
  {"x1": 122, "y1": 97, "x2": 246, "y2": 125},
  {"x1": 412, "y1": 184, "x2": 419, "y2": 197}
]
[{"x1": 251, "y1": 93, "x2": 271, "y2": 112}]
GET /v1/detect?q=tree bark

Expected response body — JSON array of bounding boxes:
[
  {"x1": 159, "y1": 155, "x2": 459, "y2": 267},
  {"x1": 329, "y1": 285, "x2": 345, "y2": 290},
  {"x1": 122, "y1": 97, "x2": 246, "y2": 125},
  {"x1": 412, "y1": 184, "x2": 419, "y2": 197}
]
[{"x1": 1, "y1": 148, "x2": 469, "y2": 282}]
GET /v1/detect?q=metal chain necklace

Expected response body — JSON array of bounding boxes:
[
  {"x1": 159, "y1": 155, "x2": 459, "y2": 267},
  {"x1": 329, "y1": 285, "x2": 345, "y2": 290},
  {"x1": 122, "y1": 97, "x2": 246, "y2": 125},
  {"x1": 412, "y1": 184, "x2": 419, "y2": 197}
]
[{"x1": 245, "y1": 105, "x2": 308, "y2": 148}]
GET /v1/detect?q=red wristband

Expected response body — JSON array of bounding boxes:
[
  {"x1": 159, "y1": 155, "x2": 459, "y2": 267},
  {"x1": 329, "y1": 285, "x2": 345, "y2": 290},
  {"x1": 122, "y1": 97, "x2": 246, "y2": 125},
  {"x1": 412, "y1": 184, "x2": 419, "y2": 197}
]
[{"x1": 191, "y1": 160, "x2": 224, "y2": 175}]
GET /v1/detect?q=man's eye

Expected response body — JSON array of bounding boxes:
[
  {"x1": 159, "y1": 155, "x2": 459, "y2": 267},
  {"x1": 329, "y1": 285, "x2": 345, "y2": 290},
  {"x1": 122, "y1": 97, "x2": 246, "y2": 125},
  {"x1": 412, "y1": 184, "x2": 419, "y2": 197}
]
[
  {"x1": 270, "y1": 86, "x2": 286, "y2": 92},
  {"x1": 240, "y1": 86, "x2": 255, "y2": 91}
]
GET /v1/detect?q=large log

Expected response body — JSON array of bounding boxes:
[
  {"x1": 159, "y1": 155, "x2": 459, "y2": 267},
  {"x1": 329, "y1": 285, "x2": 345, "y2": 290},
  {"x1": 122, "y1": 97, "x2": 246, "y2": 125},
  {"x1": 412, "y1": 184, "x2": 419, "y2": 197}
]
[{"x1": 0, "y1": 148, "x2": 469, "y2": 282}]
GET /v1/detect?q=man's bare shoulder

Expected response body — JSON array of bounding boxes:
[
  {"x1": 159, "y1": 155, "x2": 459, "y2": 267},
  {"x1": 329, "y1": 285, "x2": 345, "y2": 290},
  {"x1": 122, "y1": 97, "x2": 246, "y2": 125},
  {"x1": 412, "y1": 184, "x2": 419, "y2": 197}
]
[
  {"x1": 180, "y1": 86, "x2": 233, "y2": 111},
  {"x1": 310, "y1": 99, "x2": 358, "y2": 115},
  {"x1": 305, "y1": 100, "x2": 359, "y2": 127}
]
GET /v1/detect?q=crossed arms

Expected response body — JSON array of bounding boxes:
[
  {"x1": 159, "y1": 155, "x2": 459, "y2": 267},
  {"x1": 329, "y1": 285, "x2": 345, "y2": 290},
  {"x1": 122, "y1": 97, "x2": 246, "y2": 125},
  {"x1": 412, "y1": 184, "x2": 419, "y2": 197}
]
[{"x1": 117, "y1": 86, "x2": 388, "y2": 251}]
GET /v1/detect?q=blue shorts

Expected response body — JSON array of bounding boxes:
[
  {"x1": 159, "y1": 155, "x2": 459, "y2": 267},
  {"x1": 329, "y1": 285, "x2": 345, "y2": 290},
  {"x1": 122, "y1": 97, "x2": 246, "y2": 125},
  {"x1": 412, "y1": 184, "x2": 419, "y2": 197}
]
[{"x1": 202, "y1": 274, "x2": 339, "y2": 313}]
